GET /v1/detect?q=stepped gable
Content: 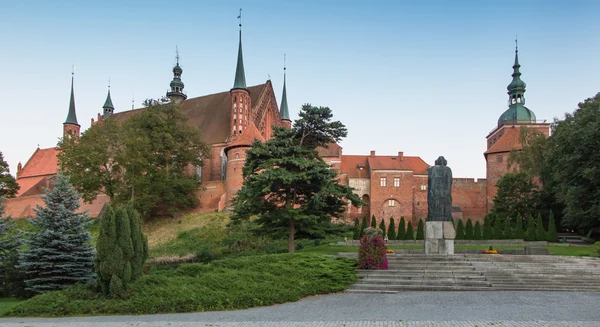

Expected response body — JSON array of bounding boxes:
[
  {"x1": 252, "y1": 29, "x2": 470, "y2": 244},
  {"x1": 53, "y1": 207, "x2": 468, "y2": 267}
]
[{"x1": 110, "y1": 83, "x2": 267, "y2": 144}]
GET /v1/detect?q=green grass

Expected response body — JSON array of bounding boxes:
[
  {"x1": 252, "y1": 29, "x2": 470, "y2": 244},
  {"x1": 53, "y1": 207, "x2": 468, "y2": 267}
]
[
  {"x1": 0, "y1": 298, "x2": 23, "y2": 316},
  {"x1": 6, "y1": 253, "x2": 357, "y2": 317},
  {"x1": 547, "y1": 246, "x2": 596, "y2": 256}
]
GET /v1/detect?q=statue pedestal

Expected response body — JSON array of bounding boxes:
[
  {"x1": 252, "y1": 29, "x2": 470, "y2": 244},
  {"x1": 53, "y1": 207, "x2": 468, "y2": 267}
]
[{"x1": 424, "y1": 221, "x2": 455, "y2": 255}]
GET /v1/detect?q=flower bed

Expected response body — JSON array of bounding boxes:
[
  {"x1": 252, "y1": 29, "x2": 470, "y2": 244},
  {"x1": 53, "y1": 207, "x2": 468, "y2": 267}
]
[{"x1": 357, "y1": 227, "x2": 388, "y2": 270}]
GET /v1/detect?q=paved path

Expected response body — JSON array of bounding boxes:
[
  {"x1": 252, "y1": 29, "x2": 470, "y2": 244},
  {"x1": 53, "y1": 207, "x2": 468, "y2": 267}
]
[{"x1": 2, "y1": 292, "x2": 599, "y2": 326}]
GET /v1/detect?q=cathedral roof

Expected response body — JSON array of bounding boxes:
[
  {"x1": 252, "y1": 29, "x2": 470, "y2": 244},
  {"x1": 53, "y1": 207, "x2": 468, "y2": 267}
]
[
  {"x1": 110, "y1": 82, "x2": 268, "y2": 144},
  {"x1": 18, "y1": 147, "x2": 60, "y2": 179}
]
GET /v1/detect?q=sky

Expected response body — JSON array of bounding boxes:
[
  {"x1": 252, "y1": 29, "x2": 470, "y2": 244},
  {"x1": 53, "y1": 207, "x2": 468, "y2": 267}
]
[{"x1": 1, "y1": 0, "x2": 599, "y2": 179}]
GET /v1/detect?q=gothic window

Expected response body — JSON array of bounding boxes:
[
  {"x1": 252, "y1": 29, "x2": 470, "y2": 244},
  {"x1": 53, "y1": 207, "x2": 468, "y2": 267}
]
[
  {"x1": 394, "y1": 177, "x2": 400, "y2": 187},
  {"x1": 235, "y1": 153, "x2": 239, "y2": 159},
  {"x1": 497, "y1": 155, "x2": 503, "y2": 163},
  {"x1": 388, "y1": 199, "x2": 395, "y2": 207},
  {"x1": 380, "y1": 177, "x2": 386, "y2": 187}
]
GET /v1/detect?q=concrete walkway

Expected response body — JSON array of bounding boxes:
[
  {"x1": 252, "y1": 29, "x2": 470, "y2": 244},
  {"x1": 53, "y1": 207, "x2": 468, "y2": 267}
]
[{"x1": 2, "y1": 292, "x2": 599, "y2": 326}]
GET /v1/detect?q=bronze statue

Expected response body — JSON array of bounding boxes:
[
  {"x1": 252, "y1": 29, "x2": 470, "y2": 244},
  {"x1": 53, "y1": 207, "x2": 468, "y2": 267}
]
[{"x1": 426, "y1": 156, "x2": 453, "y2": 222}]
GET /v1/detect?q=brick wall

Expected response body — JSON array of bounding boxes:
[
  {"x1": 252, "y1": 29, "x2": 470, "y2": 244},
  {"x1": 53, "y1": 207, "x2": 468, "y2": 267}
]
[
  {"x1": 225, "y1": 146, "x2": 249, "y2": 206},
  {"x1": 195, "y1": 180, "x2": 225, "y2": 212},
  {"x1": 369, "y1": 171, "x2": 414, "y2": 228},
  {"x1": 413, "y1": 175, "x2": 428, "y2": 223},
  {"x1": 452, "y1": 177, "x2": 487, "y2": 224}
]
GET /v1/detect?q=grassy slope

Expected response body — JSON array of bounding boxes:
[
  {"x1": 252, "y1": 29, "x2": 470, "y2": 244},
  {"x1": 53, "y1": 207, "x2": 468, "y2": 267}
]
[{"x1": 0, "y1": 298, "x2": 22, "y2": 316}]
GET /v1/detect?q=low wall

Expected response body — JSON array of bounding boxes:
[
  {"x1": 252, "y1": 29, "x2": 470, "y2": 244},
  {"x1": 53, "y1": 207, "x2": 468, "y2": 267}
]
[{"x1": 336, "y1": 239, "x2": 549, "y2": 246}]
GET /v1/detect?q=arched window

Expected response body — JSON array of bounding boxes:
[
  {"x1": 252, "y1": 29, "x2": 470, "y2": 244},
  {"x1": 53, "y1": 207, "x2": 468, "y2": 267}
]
[{"x1": 235, "y1": 153, "x2": 240, "y2": 159}]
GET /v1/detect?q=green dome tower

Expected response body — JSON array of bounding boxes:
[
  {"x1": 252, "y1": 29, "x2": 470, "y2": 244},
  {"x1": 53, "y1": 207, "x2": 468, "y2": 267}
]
[{"x1": 166, "y1": 46, "x2": 187, "y2": 104}]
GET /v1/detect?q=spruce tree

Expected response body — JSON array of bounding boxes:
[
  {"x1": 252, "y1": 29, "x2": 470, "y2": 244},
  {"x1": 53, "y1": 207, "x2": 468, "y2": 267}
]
[
  {"x1": 352, "y1": 218, "x2": 360, "y2": 240},
  {"x1": 379, "y1": 219, "x2": 386, "y2": 236},
  {"x1": 483, "y1": 215, "x2": 493, "y2": 239},
  {"x1": 493, "y1": 214, "x2": 504, "y2": 239},
  {"x1": 465, "y1": 219, "x2": 474, "y2": 240},
  {"x1": 535, "y1": 213, "x2": 546, "y2": 241},
  {"x1": 525, "y1": 214, "x2": 536, "y2": 241},
  {"x1": 405, "y1": 221, "x2": 414, "y2": 240},
  {"x1": 503, "y1": 216, "x2": 513, "y2": 239},
  {"x1": 387, "y1": 217, "x2": 396, "y2": 240},
  {"x1": 371, "y1": 215, "x2": 377, "y2": 228},
  {"x1": 17, "y1": 174, "x2": 94, "y2": 294},
  {"x1": 473, "y1": 221, "x2": 482, "y2": 240},
  {"x1": 397, "y1": 216, "x2": 406, "y2": 240},
  {"x1": 0, "y1": 197, "x2": 24, "y2": 297},
  {"x1": 415, "y1": 219, "x2": 424, "y2": 240},
  {"x1": 95, "y1": 205, "x2": 121, "y2": 296},
  {"x1": 546, "y1": 211, "x2": 558, "y2": 242},
  {"x1": 515, "y1": 213, "x2": 525, "y2": 240},
  {"x1": 360, "y1": 215, "x2": 368, "y2": 237},
  {"x1": 455, "y1": 219, "x2": 465, "y2": 240}
]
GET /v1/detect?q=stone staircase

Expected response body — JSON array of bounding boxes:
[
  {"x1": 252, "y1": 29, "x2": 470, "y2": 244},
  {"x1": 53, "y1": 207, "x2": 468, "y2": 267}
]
[{"x1": 339, "y1": 253, "x2": 600, "y2": 293}]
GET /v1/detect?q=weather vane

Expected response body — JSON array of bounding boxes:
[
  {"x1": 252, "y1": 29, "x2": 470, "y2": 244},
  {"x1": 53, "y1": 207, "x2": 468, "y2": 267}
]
[
  {"x1": 108, "y1": 77, "x2": 111, "y2": 90},
  {"x1": 176, "y1": 45, "x2": 180, "y2": 65},
  {"x1": 515, "y1": 35, "x2": 518, "y2": 52},
  {"x1": 237, "y1": 8, "x2": 242, "y2": 27}
]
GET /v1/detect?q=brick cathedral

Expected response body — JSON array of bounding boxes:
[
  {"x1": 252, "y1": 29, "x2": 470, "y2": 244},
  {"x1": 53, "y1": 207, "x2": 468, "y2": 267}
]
[{"x1": 5, "y1": 27, "x2": 550, "y2": 229}]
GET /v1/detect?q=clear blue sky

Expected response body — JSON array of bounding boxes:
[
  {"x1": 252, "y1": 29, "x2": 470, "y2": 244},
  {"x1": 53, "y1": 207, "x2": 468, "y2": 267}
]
[{"x1": 1, "y1": 0, "x2": 599, "y2": 178}]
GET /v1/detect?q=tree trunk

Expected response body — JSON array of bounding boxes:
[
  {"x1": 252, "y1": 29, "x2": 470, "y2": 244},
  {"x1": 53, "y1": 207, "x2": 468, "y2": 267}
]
[{"x1": 288, "y1": 220, "x2": 295, "y2": 253}]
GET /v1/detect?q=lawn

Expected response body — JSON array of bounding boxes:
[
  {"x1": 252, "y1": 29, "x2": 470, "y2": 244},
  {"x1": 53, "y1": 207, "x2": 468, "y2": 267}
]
[{"x1": 0, "y1": 298, "x2": 22, "y2": 316}]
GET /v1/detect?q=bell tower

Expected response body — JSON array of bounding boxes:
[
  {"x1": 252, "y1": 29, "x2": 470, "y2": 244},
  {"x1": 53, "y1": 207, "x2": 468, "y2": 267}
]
[
  {"x1": 63, "y1": 69, "x2": 80, "y2": 138},
  {"x1": 230, "y1": 9, "x2": 251, "y2": 138},
  {"x1": 166, "y1": 47, "x2": 187, "y2": 104}
]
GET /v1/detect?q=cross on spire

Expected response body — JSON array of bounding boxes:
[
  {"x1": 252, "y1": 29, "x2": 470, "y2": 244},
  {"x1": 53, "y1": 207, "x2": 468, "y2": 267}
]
[
  {"x1": 238, "y1": 8, "x2": 242, "y2": 28},
  {"x1": 515, "y1": 35, "x2": 518, "y2": 52},
  {"x1": 176, "y1": 45, "x2": 180, "y2": 65}
]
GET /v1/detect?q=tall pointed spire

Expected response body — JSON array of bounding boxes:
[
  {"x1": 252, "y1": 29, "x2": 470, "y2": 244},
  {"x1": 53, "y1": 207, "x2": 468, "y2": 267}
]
[
  {"x1": 280, "y1": 54, "x2": 290, "y2": 124},
  {"x1": 102, "y1": 78, "x2": 114, "y2": 119},
  {"x1": 232, "y1": 8, "x2": 247, "y2": 90},
  {"x1": 166, "y1": 46, "x2": 187, "y2": 104},
  {"x1": 507, "y1": 36, "x2": 526, "y2": 99},
  {"x1": 63, "y1": 66, "x2": 80, "y2": 138}
]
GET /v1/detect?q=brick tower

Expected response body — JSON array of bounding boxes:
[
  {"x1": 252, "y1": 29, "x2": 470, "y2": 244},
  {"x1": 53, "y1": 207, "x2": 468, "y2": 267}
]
[
  {"x1": 63, "y1": 71, "x2": 80, "y2": 138},
  {"x1": 230, "y1": 20, "x2": 251, "y2": 137},
  {"x1": 484, "y1": 41, "x2": 550, "y2": 213}
]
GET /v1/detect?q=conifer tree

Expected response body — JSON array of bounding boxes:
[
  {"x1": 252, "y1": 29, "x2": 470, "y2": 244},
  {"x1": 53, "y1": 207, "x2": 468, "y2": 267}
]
[
  {"x1": 379, "y1": 219, "x2": 386, "y2": 237},
  {"x1": 415, "y1": 219, "x2": 424, "y2": 240},
  {"x1": 360, "y1": 215, "x2": 368, "y2": 237},
  {"x1": 17, "y1": 174, "x2": 94, "y2": 294},
  {"x1": 535, "y1": 212, "x2": 546, "y2": 241},
  {"x1": 525, "y1": 214, "x2": 536, "y2": 241},
  {"x1": 465, "y1": 219, "x2": 474, "y2": 240},
  {"x1": 483, "y1": 215, "x2": 493, "y2": 239},
  {"x1": 0, "y1": 197, "x2": 24, "y2": 297},
  {"x1": 371, "y1": 215, "x2": 377, "y2": 228},
  {"x1": 387, "y1": 217, "x2": 396, "y2": 240},
  {"x1": 352, "y1": 218, "x2": 360, "y2": 240},
  {"x1": 546, "y1": 211, "x2": 558, "y2": 242},
  {"x1": 455, "y1": 219, "x2": 465, "y2": 240},
  {"x1": 397, "y1": 216, "x2": 406, "y2": 240},
  {"x1": 503, "y1": 216, "x2": 513, "y2": 239},
  {"x1": 493, "y1": 214, "x2": 504, "y2": 239},
  {"x1": 515, "y1": 213, "x2": 525, "y2": 240},
  {"x1": 95, "y1": 205, "x2": 121, "y2": 296},
  {"x1": 473, "y1": 221, "x2": 482, "y2": 240},
  {"x1": 405, "y1": 221, "x2": 414, "y2": 240}
]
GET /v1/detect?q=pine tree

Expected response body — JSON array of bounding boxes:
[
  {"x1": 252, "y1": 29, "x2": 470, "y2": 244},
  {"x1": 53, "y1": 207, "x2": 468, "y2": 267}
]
[
  {"x1": 503, "y1": 216, "x2": 513, "y2": 239},
  {"x1": 465, "y1": 219, "x2": 474, "y2": 240},
  {"x1": 371, "y1": 215, "x2": 377, "y2": 228},
  {"x1": 0, "y1": 197, "x2": 24, "y2": 297},
  {"x1": 360, "y1": 215, "x2": 368, "y2": 237},
  {"x1": 493, "y1": 214, "x2": 504, "y2": 239},
  {"x1": 473, "y1": 221, "x2": 482, "y2": 240},
  {"x1": 17, "y1": 174, "x2": 94, "y2": 294},
  {"x1": 525, "y1": 214, "x2": 536, "y2": 241},
  {"x1": 387, "y1": 217, "x2": 396, "y2": 240},
  {"x1": 95, "y1": 205, "x2": 121, "y2": 296},
  {"x1": 546, "y1": 211, "x2": 558, "y2": 242},
  {"x1": 483, "y1": 215, "x2": 493, "y2": 239},
  {"x1": 535, "y1": 212, "x2": 546, "y2": 241},
  {"x1": 379, "y1": 219, "x2": 386, "y2": 237},
  {"x1": 515, "y1": 213, "x2": 525, "y2": 240},
  {"x1": 405, "y1": 221, "x2": 414, "y2": 240},
  {"x1": 455, "y1": 219, "x2": 465, "y2": 240},
  {"x1": 397, "y1": 216, "x2": 406, "y2": 240},
  {"x1": 352, "y1": 218, "x2": 360, "y2": 240},
  {"x1": 416, "y1": 219, "x2": 424, "y2": 240}
]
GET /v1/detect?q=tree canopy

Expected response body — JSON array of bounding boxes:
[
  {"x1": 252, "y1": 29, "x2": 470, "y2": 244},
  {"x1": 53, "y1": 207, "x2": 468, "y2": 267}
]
[
  {"x1": 58, "y1": 103, "x2": 210, "y2": 217},
  {"x1": 0, "y1": 151, "x2": 19, "y2": 198},
  {"x1": 491, "y1": 171, "x2": 540, "y2": 220},
  {"x1": 231, "y1": 104, "x2": 362, "y2": 252}
]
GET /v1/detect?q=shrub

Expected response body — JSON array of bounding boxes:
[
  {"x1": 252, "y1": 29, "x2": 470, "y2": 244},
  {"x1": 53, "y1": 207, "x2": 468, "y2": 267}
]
[
  {"x1": 464, "y1": 219, "x2": 474, "y2": 240},
  {"x1": 473, "y1": 221, "x2": 482, "y2": 240},
  {"x1": 525, "y1": 215, "x2": 536, "y2": 241},
  {"x1": 0, "y1": 197, "x2": 25, "y2": 297},
  {"x1": 352, "y1": 218, "x2": 360, "y2": 240},
  {"x1": 483, "y1": 215, "x2": 493, "y2": 239},
  {"x1": 295, "y1": 243, "x2": 305, "y2": 251},
  {"x1": 593, "y1": 242, "x2": 600, "y2": 257},
  {"x1": 455, "y1": 219, "x2": 465, "y2": 240},
  {"x1": 370, "y1": 215, "x2": 377, "y2": 228},
  {"x1": 379, "y1": 219, "x2": 386, "y2": 237},
  {"x1": 360, "y1": 215, "x2": 368, "y2": 238},
  {"x1": 405, "y1": 221, "x2": 414, "y2": 240},
  {"x1": 415, "y1": 219, "x2": 424, "y2": 240},
  {"x1": 546, "y1": 211, "x2": 558, "y2": 242},
  {"x1": 503, "y1": 216, "x2": 513, "y2": 239},
  {"x1": 535, "y1": 213, "x2": 546, "y2": 241},
  {"x1": 313, "y1": 239, "x2": 321, "y2": 246},
  {"x1": 515, "y1": 213, "x2": 525, "y2": 240},
  {"x1": 387, "y1": 217, "x2": 396, "y2": 240},
  {"x1": 493, "y1": 214, "x2": 504, "y2": 239},
  {"x1": 397, "y1": 217, "x2": 406, "y2": 240},
  {"x1": 357, "y1": 227, "x2": 388, "y2": 270}
]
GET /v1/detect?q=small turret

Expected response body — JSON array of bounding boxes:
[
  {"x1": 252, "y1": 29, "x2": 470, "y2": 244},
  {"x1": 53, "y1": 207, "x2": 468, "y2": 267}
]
[
  {"x1": 63, "y1": 69, "x2": 80, "y2": 138},
  {"x1": 102, "y1": 82, "x2": 114, "y2": 119},
  {"x1": 166, "y1": 47, "x2": 187, "y2": 104},
  {"x1": 280, "y1": 55, "x2": 291, "y2": 129},
  {"x1": 230, "y1": 9, "x2": 252, "y2": 137}
]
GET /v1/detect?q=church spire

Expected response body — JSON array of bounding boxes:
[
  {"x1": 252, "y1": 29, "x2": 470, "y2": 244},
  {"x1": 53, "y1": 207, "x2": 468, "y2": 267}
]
[
  {"x1": 63, "y1": 67, "x2": 80, "y2": 138},
  {"x1": 280, "y1": 54, "x2": 291, "y2": 128},
  {"x1": 166, "y1": 46, "x2": 187, "y2": 104},
  {"x1": 102, "y1": 79, "x2": 114, "y2": 119},
  {"x1": 506, "y1": 37, "x2": 526, "y2": 105},
  {"x1": 232, "y1": 9, "x2": 247, "y2": 90}
]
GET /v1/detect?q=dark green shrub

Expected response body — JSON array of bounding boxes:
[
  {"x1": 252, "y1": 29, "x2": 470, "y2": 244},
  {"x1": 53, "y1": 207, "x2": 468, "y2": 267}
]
[
  {"x1": 313, "y1": 239, "x2": 321, "y2": 246},
  {"x1": 360, "y1": 215, "x2": 368, "y2": 237},
  {"x1": 515, "y1": 213, "x2": 525, "y2": 240},
  {"x1": 493, "y1": 214, "x2": 504, "y2": 239},
  {"x1": 483, "y1": 215, "x2": 493, "y2": 239},
  {"x1": 503, "y1": 216, "x2": 513, "y2": 239},
  {"x1": 387, "y1": 217, "x2": 396, "y2": 240},
  {"x1": 416, "y1": 219, "x2": 424, "y2": 240},
  {"x1": 352, "y1": 218, "x2": 360, "y2": 240},
  {"x1": 371, "y1": 215, "x2": 377, "y2": 228},
  {"x1": 295, "y1": 243, "x2": 305, "y2": 251},
  {"x1": 525, "y1": 215, "x2": 536, "y2": 241},
  {"x1": 405, "y1": 221, "x2": 414, "y2": 240},
  {"x1": 196, "y1": 244, "x2": 221, "y2": 263},
  {"x1": 535, "y1": 213, "x2": 546, "y2": 241},
  {"x1": 397, "y1": 217, "x2": 406, "y2": 240},
  {"x1": 379, "y1": 219, "x2": 386, "y2": 237},
  {"x1": 473, "y1": 221, "x2": 482, "y2": 240},
  {"x1": 465, "y1": 219, "x2": 474, "y2": 240},
  {"x1": 455, "y1": 219, "x2": 465, "y2": 240},
  {"x1": 546, "y1": 211, "x2": 558, "y2": 242}
]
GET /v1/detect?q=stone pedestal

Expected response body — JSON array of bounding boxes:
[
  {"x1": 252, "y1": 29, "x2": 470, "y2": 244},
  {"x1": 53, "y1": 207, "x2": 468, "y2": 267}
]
[{"x1": 424, "y1": 221, "x2": 455, "y2": 255}]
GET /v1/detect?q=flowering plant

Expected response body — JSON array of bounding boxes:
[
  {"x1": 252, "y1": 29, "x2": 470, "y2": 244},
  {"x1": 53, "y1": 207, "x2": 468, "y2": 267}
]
[
  {"x1": 357, "y1": 229, "x2": 388, "y2": 270},
  {"x1": 386, "y1": 249, "x2": 394, "y2": 254}
]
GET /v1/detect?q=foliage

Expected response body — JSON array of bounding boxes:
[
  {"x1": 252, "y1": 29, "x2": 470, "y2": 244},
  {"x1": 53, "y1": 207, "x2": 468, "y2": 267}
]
[
  {"x1": 360, "y1": 215, "x2": 368, "y2": 238},
  {"x1": 503, "y1": 216, "x2": 513, "y2": 239},
  {"x1": 455, "y1": 219, "x2": 465, "y2": 240},
  {"x1": 483, "y1": 215, "x2": 493, "y2": 239},
  {"x1": 515, "y1": 213, "x2": 525, "y2": 240},
  {"x1": 493, "y1": 214, "x2": 504, "y2": 240},
  {"x1": 231, "y1": 104, "x2": 362, "y2": 253},
  {"x1": 126, "y1": 203, "x2": 148, "y2": 281},
  {"x1": 594, "y1": 242, "x2": 600, "y2": 257},
  {"x1": 397, "y1": 217, "x2": 406, "y2": 240},
  {"x1": 7, "y1": 253, "x2": 357, "y2": 317},
  {"x1": 370, "y1": 215, "x2": 376, "y2": 228},
  {"x1": 525, "y1": 215, "x2": 536, "y2": 241},
  {"x1": 378, "y1": 219, "x2": 386, "y2": 237},
  {"x1": 465, "y1": 219, "x2": 474, "y2": 240},
  {"x1": 0, "y1": 197, "x2": 25, "y2": 297},
  {"x1": 473, "y1": 221, "x2": 482, "y2": 240},
  {"x1": 141, "y1": 96, "x2": 170, "y2": 107},
  {"x1": 492, "y1": 171, "x2": 540, "y2": 221},
  {"x1": 387, "y1": 217, "x2": 396, "y2": 240},
  {"x1": 352, "y1": 218, "x2": 360, "y2": 240},
  {"x1": 535, "y1": 213, "x2": 546, "y2": 242},
  {"x1": 16, "y1": 174, "x2": 94, "y2": 295},
  {"x1": 405, "y1": 221, "x2": 414, "y2": 240},
  {"x1": 357, "y1": 227, "x2": 388, "y2": 270},
  {"x1": 546, "y1": 211, "x2": 558, "y2": 242},
  {"x1": 415, "y1": 219, "x2": 424, "y2": 240},
  {"x1": 58, "y1": 103, "x2": 211, "y2": 217},
  {"x1": 0, "y1": 151, "x2": 19, "y2": 198}
]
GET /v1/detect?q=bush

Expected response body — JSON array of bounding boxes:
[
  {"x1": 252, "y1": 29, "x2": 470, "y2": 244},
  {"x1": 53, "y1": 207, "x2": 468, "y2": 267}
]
[
  {"x1": 465, "y1": 219, "x2": 474, "y2": 240},
  {"x1": 378, "y1": 219, "x2": 386, "y2": 237},
  {"x1": 455, "y1": 219, "x2": 465, "y2": 240},
  {"x1": 415, "y1": 219, "x2": 424, "y2": 240},
  {"x1": 515, "y1": 213, "x2": 525, "y2": 240},
  {"x1": 503, "y1": 216, "x2": 513, "y2": 239},
  {"x1": 493, "y1": 215, "x2": 504, "y2": 240},
  {"x1": 387, "y1": 217, "x2": 396, "y2": 240},
  {"x1": 593, "y1": 242, "x2": 600, "y2": 257},
  {"x1": 473, "y1": 221, "x2": 482, "y2": 240},
  {"x1": 352, "y1": 218, "x2": 360, "y2": 240},
  {"x1": 370, "y1": 215, "x2": 377, "y2": 228},
  {"x1": 360, "y1": 215, "x2": 368, "y2": 238},
  {"x1": 547, "y1": 211, "x2": 558, "y2": 242},
  {"x1": 397, "y1": 217, "x2": 406, "y2": 240},
  {"x1": 535, "y1": 213, "x2": 546, "y2": 241},
  {"x1": 313, "y1": 239, "x2": 321, "y2": 246},
  {"x1": 483, "y1": 215, "x2": 493, "y2": 239},
  {"x1": 525, "y1": 215, "x2": 536, "y2": 241},
  {"x1": 405, "y1": 221, "x2": 414, "y2": 240},
  {"x1": 295, "y1": 243, "x2": 305, "y2": 251},
  {"x1": 357, "y1": 227, "x2": 388, "y2": 270}
]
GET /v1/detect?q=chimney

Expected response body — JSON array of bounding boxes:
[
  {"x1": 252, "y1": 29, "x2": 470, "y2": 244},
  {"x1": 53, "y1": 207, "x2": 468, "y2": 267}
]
[
  {"x1": 398, "y1": 151, "x2": 404, "y2": 161},
  {"x1": 370, "y1": 150, "x2": 376, "y2": 157}
]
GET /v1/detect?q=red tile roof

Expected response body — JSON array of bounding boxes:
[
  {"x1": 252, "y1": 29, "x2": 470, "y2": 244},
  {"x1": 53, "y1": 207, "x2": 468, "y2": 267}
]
[
  {"x1": 341, "y1": 154, "x2": 430, "y2": 178},
  {"x1": 485, "y1": 128, "x2": 522, "y2": 155},
  {"x1": 226, "y1": 122, "x2": 264, "y2": 149},
  {"x1": 341, "y1": 155, "x2": 369, "y2": 178},
  {"x1": 15, "y1": 176, "x2": 47, "y2": 197},
  {"x1": 317, "y1": 142, "x2": 342, "y2": 157},
  {"x1": 18, "y1": 147, "x2": 60, "y2": 179}
]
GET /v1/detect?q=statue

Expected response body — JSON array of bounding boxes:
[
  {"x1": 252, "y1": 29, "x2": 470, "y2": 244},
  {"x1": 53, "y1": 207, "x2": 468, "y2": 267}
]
[{"x1": 426, "y1": 156, "x2": 453, "y2": 222}]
